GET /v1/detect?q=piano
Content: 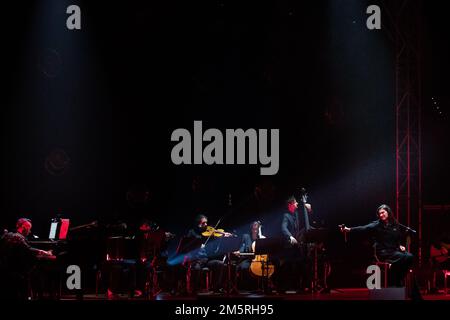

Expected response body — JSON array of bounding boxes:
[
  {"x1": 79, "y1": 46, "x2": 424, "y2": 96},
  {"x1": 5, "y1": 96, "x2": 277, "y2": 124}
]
[
  {"x1": 28, "y1": 240, "x2": 63, "y2": 299},
  {"x1": 27, "y1": 222, "x2": 104, "y2": 299}
]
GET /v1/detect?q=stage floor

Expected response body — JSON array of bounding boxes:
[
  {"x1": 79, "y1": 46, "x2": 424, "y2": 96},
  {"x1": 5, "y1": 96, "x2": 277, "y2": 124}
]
[{"x1": 58, "y1": 288, "x2": 450, "y2": 301}]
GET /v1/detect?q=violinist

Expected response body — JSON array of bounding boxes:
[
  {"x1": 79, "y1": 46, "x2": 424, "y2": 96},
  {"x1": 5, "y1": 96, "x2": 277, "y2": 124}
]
[{"x1": 185, "y1": 214, "x2": 228, "y2": 293}]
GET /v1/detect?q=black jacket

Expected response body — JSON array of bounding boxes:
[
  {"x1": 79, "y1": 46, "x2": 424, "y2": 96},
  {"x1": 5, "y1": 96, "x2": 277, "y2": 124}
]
[
  {"x1": 351, "y1": 220, "x2": 405, "y2": 257},
  {"x1": 281, "y1": 211, "x2": 303, "y2": 243}
]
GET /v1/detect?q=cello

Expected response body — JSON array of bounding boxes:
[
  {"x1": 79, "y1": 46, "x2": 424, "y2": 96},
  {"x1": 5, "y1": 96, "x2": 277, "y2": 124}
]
[{"x1": 249, "y1": 223, "x2": 275, "y2": 278}]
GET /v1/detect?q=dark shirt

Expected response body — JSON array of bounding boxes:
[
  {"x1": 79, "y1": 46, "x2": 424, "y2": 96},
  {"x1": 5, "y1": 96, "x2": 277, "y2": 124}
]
[
  {"x1": 0, "y1": 232, "x2": 40, "y2": 275},
  {"x1": 187, "y1": 227, "x2": 204, "y2": 240},
  {"x1": 239, "y1": 234, "x2": 253, "y2": 253},
  {"x1": 186, "y1": 227, "x2": 225, "y2": 260},
  {"x1": 186, "y1": 227, "x2": 208, "y2": 260},
  {"x1": 351, "y1": 220, "x2": 404, "y2": 257},
  {"x1": 281, "y1": 210, "x2": 303, "y2": 243}
]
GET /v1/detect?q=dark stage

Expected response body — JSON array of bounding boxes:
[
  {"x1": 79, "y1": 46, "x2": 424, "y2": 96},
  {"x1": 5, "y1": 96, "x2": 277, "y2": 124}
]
[
  {"x1": 57, "y1": 288, "x2": 450, "y2": 301},
  {"x1": 1, "y1": 0, "x2": 450, "y2": 311}
]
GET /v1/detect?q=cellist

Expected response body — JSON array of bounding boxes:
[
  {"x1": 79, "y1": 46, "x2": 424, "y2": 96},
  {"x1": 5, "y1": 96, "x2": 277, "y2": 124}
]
[
  {"x1": 234, "y1": 221, "x2": 266, "y2": 290},
  {"x1": 185, "y1": 214, "x2": 230, "y2": 293}
]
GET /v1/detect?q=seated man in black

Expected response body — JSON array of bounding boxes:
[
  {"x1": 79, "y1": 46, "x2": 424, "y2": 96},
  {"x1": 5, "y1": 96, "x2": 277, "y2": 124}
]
[
  {"x1": 430, "y1": 232, "x2": 450, "y2": 271},
  {"x1": 429, "y1": 232, "x2": 450, "y2": 292},
  {"x1": 0, "y1": 218, "x2": 52, "y2": 300},
  {"x1": 185, "y1": 214, "x2": 228, "y2": 293},
  {"x1": 135, "y1": 219, "x2": 176, "y2": 296},
  {"x1": 341, "y1": 204, "x2": 422, "y2": 299}
]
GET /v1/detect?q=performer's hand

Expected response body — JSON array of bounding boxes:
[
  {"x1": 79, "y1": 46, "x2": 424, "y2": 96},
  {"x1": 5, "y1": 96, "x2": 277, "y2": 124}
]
[
  {"x1": 232, "y1": 251, "x2": 240, "y2": 256},
  {"x1": 290, "y1": 236, "x2": 298, "y2": 245},
  {"x1": 39, "y1": 250, "x2": 52, "y2": 256},
  {"x1": 399, "y1": 245, "x2": 406, "y2": 252},
  {"x1": 224, "y1": 232, "x2": 232, "y2": 237},
  {"x1": 201, "y1": 244, "x2": 206, "y2": 249},
  {"x1": 442, "y1": 247, "x2": 448, "y2": 255},
  {"x1": 339, "y1": 225, "x2": 350, "y2": 233}
]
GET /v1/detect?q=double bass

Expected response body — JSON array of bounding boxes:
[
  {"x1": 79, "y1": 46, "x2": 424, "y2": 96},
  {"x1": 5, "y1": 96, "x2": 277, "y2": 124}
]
[{"x1": 249, "y1": 223, "x2": 275, "y2": 278}]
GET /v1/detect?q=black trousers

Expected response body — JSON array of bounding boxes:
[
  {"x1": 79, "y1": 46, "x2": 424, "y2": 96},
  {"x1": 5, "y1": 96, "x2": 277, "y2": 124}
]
[
  {"x1": 190, "y1": 258, "x2": 224, "y2": 292},
  {"x1": 379, "y1": 250, "x2": 422, "y2": 300},
  {"x1": 379, "y1": 250, "x2": 414, "y2": 286},
  {"x1": 276, "y1": 247, "x2": 310, "y2": 291}
]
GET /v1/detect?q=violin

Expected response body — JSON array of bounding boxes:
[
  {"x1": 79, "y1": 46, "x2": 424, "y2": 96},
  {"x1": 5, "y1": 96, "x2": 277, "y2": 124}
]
[{"x1": 201, "y1": 226, "x2": 233, "y2": 238}]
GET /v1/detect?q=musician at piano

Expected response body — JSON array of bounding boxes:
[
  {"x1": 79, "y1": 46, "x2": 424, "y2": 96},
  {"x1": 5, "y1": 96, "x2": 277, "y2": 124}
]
[
  {"x1": 185, "y1": 214, "x2": 229, "y2": 294},
  {"x1": 277, "y1": 196, "x2": 312, "y2": 293},
  {"x1": 0, "y1": 218, "x2": 53, "y2": 300}
]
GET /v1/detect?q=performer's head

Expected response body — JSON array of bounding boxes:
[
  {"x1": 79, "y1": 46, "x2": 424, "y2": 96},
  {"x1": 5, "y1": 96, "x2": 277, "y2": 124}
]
[
  {"x1": 250, "y1": 221, "x2": 261, "y2": 233},
  {"x1": 286, "y1": 196, "x2": 298, "y2": 214},
  {"x1": 376, "y1": 204, "x2": 395, "y2": 224},
  {"x1": 16, "y1": 218, "x2": 32, "y2": 236},
  {"x1": 195, "y1": 214, "x2": 208, "y2": 230}
]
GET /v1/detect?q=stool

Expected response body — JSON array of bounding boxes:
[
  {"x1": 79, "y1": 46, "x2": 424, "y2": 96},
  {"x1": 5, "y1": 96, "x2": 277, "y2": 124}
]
[
  {"x1": 444, "y1": 270, "x2": 450, "y2": 295},
  {"x1": 201, "y1": 267, "x2": 211, "y2": 292},
  {"x1": 186, "y1": 265, "x2": 211, "y2": 293}
]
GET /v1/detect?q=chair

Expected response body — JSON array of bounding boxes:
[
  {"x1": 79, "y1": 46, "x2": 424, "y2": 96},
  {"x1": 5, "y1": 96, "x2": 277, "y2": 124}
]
[
  {"x1": 375, "y1": 261, "x2": 391, "y2": 288},
  {"x1": 186, "y1": 261, "x2": 211, "y2": 293},
  {"x1": 374, "y1": 248, "x2": 391, "y2": 288},
  {"x1": 444, "y1": 270, "x2": 450, "y2": 295}
]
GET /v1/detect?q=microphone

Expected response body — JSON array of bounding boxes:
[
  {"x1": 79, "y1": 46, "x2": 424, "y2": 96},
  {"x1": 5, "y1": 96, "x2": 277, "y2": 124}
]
[
  {"x1": 405, "y1": 226, "x2": 417, "y2": 234},
  {"x1": 398, "y1": 223, "x2": 417, "y2": 234}
]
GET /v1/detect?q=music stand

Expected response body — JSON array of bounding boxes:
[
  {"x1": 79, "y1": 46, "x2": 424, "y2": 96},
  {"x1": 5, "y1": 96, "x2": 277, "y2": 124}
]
[
  {"x1": 175, "y1": 236, "x2": 203, "y2": 257},
  {"x1": 304, "y1": 228, "x2": 329, "y2": 293},
  {"x1": 215, "y1": 237, "x2": 241, "y2": 295},
  {"x1": 254, "y1": 238, "x2": 283, "y2": 294}
]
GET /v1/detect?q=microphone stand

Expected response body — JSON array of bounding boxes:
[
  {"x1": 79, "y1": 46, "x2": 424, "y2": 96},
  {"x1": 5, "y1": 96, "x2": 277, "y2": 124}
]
[{"x1": 397, "y1": 223, "x2": 417, "y2": 234}]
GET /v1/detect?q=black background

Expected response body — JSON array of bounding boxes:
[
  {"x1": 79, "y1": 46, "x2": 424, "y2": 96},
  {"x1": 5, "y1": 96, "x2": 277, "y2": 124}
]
[{"x1": 1, "y1": 0, "x2": 449, "y2": 288}]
